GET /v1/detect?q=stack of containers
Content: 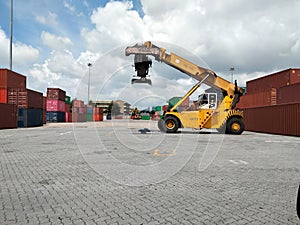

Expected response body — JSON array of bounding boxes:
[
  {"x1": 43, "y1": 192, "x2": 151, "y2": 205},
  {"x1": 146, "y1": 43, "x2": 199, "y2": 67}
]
[
  {"x1": 7, "y1": 89, "x2": 43, "y2": 127},
  {"x1": 93, "y1": 107, "x2": 103, "y2": 121},
  {"x1": 46, "y1": 88, "x2": 66, "y2": 122},
  {"x1": 236, "y1": 68, "x2": 300, "y2": 136},
  {"x1": 72, "y1": 100, "x2": 86, "y2": 122},
  {"x1": 86, "y1": 105, "x2": 93, "y2": 121},
  {"x1": 65, "y1": 96, "x2": 72, "y2": 122}
]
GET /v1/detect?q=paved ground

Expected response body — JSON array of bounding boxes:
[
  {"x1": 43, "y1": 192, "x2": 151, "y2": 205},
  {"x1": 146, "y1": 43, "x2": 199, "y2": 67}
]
[{"x1": 0, "y1": 120, "x2": 299, "y2": 225}]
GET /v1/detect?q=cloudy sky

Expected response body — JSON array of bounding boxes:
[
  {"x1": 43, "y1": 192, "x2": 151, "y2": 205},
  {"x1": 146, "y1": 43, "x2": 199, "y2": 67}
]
[{"x1": 0, "y1": 0, "x2": 299, "y2": 108}]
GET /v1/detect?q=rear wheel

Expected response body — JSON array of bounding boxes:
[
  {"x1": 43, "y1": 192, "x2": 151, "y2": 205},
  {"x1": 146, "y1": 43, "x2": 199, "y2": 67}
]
[
  {"x1": 226, "y1": 117, "x2": 244, "y2": 135},
  {"x1": 158, "y1": 117, "x2": 179, "y2": 133}
]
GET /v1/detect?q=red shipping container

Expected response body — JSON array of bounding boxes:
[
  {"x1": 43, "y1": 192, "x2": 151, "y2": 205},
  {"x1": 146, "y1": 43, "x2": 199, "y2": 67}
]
[
  {"x1": 65, "y1": 103, "x2": 71, "y2": 113},
  {"x1": 43, "y1": 96, "x2": 46, "y2": 110},
  {"x1": 94, "y1": 113, "x2": 103, "y2": 121},
  {"x1": 7, "y1": 88, "x2": 43, "y2": 109},
  {"x1": 73, "y1": 100, "x2": 84, "y2": 108},
  {"x1": 65, "y1": 112, "x2": 72, "y2": 122},
  {"x1": 162, "y1": 105, "x2": 168, "y2": 111},
  {"x1": 0, "y1": 103, "x2": 17, "y2": 129},
  {"x1": 277, "y1": 83, "x2": 300, "y2": 105},
  {"x1": 79, "y1": 107, "x2": 86, "y2": 114},
  {"x1": 0, "y1": 88, "x2": 7, "y2": 103},
  {"x1": 27, "y1": 89, "x2": 43, "y2": 109},
  {"x1": 0, "y1": 69, "x2": 26, "y2": 89},
  {"x1": 243, "y1": 103, "x2": 300, "y2": 136},
  {"x1": 46, "y1": 99, "x2": 66, "y2": 112},
  {"x1": 47, "y1": 88, "x2": 66, "y2": 101},
  {"x1": 246, "y1": 68, "x2": 300, "y2": 94},
  {"x1": 72, "y1": 112, "x2": 86, "y2": 122},
  {"x1": 236, "y1": 89, "x2": 276, "y2": 109}
]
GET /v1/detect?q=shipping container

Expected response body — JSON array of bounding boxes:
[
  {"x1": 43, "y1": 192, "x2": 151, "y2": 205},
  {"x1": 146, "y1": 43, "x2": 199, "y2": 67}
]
[
  {"x1": 18, "y1": 108, "x2": 43, "y2": 127},
  {"x1": 46, "y1": 99, "x2": 66, "y2": 112},
  {"x1": 43, "y1": 96, "x2": 46, "y2": 110},
  {"x1": 0, "y1": 69, "x2": 26, "y2": 89},
  {"x1": 243, "y1": 103, "x2": 300, "y2": 136},
  {"x1": 86, "y1": 106, "x2": 93, "y2": 114},
  {"x1": 65, "y1": 103, "x2": 71, "y2": 113},
  {"x1": 73, "y1": 99, "x2": 84, "y2": 108},
  {"x1": 236, "y1": 89, "x2": 276, "y2": 109},
  {"x1": 86, "y1": 114, "x2": 93, "y2": 121},
  {"x1": 46, "y1": 111, "x2": 65, "y2": 122},
  {"x1": 162, "y1": 105, "x2": 168, "y2": 111},
  {"x1": 168, "y1": 96, "x2": 189, "y2": 109},
  {"x1": 65, "y1": 96, "x2": 71, "y2": 105},
  {"x1": 277, "y1": 82, "x2": 300, "y2": 105},
  {"x1": 246, "y1": 68, "x2": 300, "y2": 93},
  {"x1": 0, "y1": 88, "x2": 7, "y2": 103},
  {"x1": 72, "y1": 112, "x2": 87, "y2": 122},
  {"x1": 65, "y1": 112, "x2": 72, "y2": 122},
  {"x1": 47, "y1": 88, "x2": 66, "y2": 101},
  {"x1": 0, "y1": 103, "x2": 17, "y2": 129},
  {"x1": 7, "y1": 88, "x2": 43, "y2": 109}
]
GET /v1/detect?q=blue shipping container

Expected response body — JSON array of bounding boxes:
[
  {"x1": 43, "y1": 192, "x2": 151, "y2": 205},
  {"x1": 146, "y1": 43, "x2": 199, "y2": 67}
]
[
  {"x1": 18, "y1": 108, "x2": 43, "y2": 128},
  {"x1": 46, "y1": 111, "x2": 65, "y2": 122},
  {"x1": 86, "y1": 107, "x2": 93, "y2": 114}
]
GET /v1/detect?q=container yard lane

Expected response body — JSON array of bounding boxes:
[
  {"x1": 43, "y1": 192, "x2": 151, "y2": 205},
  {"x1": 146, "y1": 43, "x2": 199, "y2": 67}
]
[{"x1": 0, "y1": 120, "x2": 299, "y2": 225}]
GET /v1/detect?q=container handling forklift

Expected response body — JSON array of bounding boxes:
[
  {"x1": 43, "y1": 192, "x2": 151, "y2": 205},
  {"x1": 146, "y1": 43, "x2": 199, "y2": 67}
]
[{"x1": 125, "y1": 42, "x2": 244, "y2": 134}]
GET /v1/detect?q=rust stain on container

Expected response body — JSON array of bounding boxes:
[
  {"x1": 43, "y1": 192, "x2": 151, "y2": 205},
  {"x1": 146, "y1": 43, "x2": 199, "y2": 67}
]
[{"x1": 243, "y1": 103, "x2": 300, "y2": 136}]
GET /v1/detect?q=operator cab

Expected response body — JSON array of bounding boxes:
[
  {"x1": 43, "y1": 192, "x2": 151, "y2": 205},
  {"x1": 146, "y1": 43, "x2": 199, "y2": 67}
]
[{"x1": 198, "y1": 93, "x2": 217, "y2": 109}]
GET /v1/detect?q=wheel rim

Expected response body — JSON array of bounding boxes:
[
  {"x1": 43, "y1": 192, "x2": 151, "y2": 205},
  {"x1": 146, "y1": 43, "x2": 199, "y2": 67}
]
[
  {"x1": 166, "y1": 120, "x2": 175, "y2": 129},
  {"x1": 231, "y1": 122, "x2": 240, "y2": 132}
]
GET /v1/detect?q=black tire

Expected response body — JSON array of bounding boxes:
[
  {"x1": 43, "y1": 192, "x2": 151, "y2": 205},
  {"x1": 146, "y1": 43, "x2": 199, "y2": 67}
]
[
  {"x1": 158, "y1": 118, "x2": 167, "y2": 133},
  {"x1": 226, "y1": 117, "x2": 244, "y2": 135}
]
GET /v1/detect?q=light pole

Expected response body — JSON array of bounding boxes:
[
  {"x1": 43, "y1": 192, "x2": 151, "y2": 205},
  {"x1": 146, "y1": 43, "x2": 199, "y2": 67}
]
[
  {"x1": 9, "y1": 0, "x2": 13, "y2": 70},
  {"x1": 87, "y1": 63, "x2": 92, "y2": 105},
  {"x1": 230, "y1": 67, "x2": 235, "y2": 83}
]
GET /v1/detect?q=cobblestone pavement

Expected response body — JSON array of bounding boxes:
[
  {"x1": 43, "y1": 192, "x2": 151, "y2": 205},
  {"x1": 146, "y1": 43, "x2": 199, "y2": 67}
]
[{"x1": 0, "y1": 120, "x2": 299, "y2": 225}]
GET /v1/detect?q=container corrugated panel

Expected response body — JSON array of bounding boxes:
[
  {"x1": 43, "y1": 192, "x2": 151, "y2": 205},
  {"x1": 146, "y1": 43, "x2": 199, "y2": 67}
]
[
  {"x1": 46, "y1": 111, "x2": 65, "y2": 122},
  {"x1": 43, "y1": 96, "x2": 46, "y2": 110},
  {"x1": 7, "y1": 88, "x2": 28, "y2": 108},
  {"x1": 290, "y1": 69, "x2": 300, "y2": 84},
  {"x1": 65, "y1": 103, "x2": 71, "y2": 113},
  {"x1": 86, "y1": 106, "x2": 93, "y2": 114},
  {"x1": 72, "y1": 112, "x2": 87, "y2": 122},
  {"x1": 18, "y1": 108, "x2": 42, "y2": 127},
  {"x1": 236, "y1": 90, "x2": 275, "y2": 109},
  {"x1": 27, "y1": 89, "x2": 43, "y2": 109},
  {"x1": 65, "y1": 112, "x2": 72, "y2": 122},
  {"x1": 243, "y1": 103, "x2": 300, "y2": 136},
  {"x1": 0, "y1": 88, "x2": 7, "y2": 103},
  {"x1": 43, "y1": 110, "x2": 46, "y2": 124},
  {"x1": 73, "y1": 100, "x2": 84, "y2": 108},
  {"x1": 0, "y1": 103, "x2": 17, "y2": 129},
  {"x1": 86, "y1": 114, "x2": 93, "y2": 121},
  {"x1": 47, "y1": 88, "x2": 66, "y2": 101},
  {"x1": 46, "y1": 100, "x2": 66, "y2": 112},
  {"x1": 246, "y1": 69, "x2": 290, "y2": 93},
  {"x1": 277, "y1": 83, "x2": 300, "y2": 105},
  {"x1": 0, "y1": 69, "x2": 26, "y2": 89}
]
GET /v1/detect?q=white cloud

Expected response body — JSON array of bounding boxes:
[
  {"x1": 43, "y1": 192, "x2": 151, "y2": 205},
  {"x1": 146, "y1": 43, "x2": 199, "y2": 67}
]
[
  {"x1": 0, "y1": 28, "x2": 39, "y2": 69},
  {"x1": 41, "y1": 31, "x2": 73, "y2": 50},
  {"x1": 7, "y1": 0, "x2": 299, "y2": 106},
  {"x1": 36, "y1": 11, "x2": 58, "y2": 26}
]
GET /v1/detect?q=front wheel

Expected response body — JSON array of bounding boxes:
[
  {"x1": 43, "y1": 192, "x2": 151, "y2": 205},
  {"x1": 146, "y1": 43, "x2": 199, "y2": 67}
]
[
  {"x1": 158, "y1": 117, "x2": 179, "y2": 133},
  {"x1": 226, "y1": 117, "x2": 244, "y2": 135}
]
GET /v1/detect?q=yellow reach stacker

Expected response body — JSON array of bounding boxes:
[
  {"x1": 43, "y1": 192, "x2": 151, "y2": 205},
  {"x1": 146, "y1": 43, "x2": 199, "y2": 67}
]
[{"x1": 125, "y1": 42, "x2": 244, "y2": 134}]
